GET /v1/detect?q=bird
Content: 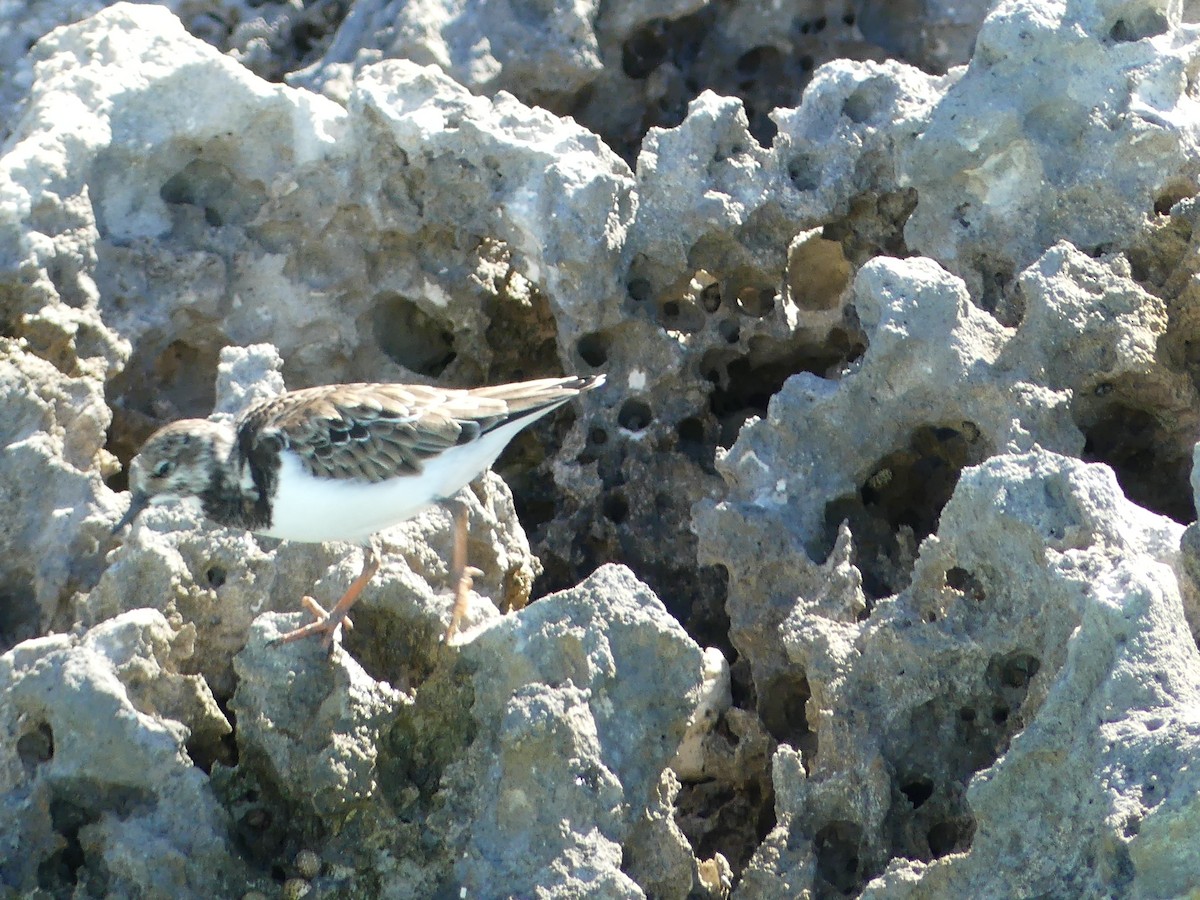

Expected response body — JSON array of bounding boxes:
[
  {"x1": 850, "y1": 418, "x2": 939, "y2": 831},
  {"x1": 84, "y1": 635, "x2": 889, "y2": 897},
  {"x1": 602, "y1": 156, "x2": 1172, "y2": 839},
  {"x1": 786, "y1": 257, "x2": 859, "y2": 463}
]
[{"x1": 111, "y1": 374, "x2": 605, "y2": 648}]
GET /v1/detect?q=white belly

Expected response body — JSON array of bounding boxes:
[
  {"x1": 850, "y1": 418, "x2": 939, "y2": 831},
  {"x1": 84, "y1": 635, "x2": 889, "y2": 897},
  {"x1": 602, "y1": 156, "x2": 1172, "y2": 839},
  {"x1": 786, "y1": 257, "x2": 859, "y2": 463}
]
[{"x1": 255, "y1": 418, "x2": 529, "y2": 543}]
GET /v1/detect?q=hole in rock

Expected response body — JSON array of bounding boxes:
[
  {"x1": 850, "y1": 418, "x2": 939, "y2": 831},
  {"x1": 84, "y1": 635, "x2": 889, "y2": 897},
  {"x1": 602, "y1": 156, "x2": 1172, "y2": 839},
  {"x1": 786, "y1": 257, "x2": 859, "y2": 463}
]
[
  {"x1": 39, "y1": 802, "x2": 92, "y2": 890},
  {"x1": 1080, "y1": 402, "x2": 1195, "y2": 523},
  {"x1": 885, "y1": 769, "x2": 976, "y2": 864},
  {"x1": 160, "y1": 159, "x2": 265, "y2": 228},
  {"x1": 945, "y1": 566, "x2": 987, "y2": 602},
  {"x1": 928, "y1": 819, "x2": 973, "y2": 858},
  {"x1": 822, "y1": 188, "x2": 918, "y2": 266},
  {"x1": 480, "y1": 264, "x2": 560, "y2": 381},
  {"x1": 675, "y1": 416, "x2": 715, "y2": 471},
  {"x1": 205, "y1": 566, "x2": 227, "y2": 588},
  {"x1": 1109, "y1": 11, "x2": 1169, "y2": 42},
  {"x1": 972, "y1": 255, "x2": 1021, "y2": 326},
  {"x1": 617, "y1": 399, "x2": 653, "y2": 431},
  {"x1": 985, "y1": 652, "x2": 1040, "y2": 730},
  {"x1": 603, "y1": 492, "x2": 629, "y2": 524},
  {"x1": 997, "y1": 653, "x2": 1040, "y2": 689},
  {"x1": 900, "y1": 777, "x2": 933, "y2": 809},
  {"x1": 881, "y1": 692, "x2": 1002, "y2": 866},
  {"x1": 758, "y1": 671, "x2": 816, "y2": 762},
  {"x1": 735, "y1": 45, "x2": 772, "y2": 76},
  {"x1": 734, "y1": 46, "x2": 783, "y2": 95},
  {"x1": 675, "y1": 762, "x2": 777, "y2": 881},
  {"x1": 814, "y1": 821, "x2": 864, "y2": 894},
  {"x1": 577, "y1": 332, "x2": 610, "y2": 367},
  {"x1": 788, "y1": 233, "x2": 852, "y2": 311},
  {"x1": 733, "y1": 285, "x2": 776, "y2": 317},
  {"x1": 152, "y1": 340, "x2": 219, "y2": 415},
  {"x1": 231, "y1": 802, "x2": 285, "y2": 865},
  {"x1": 496, "y1": 399, "x2": 578, "y2": 527},
  {"x1": 41, "y1": 786, "x2": 155, "y2": 892},
  {"x1": 787, "y1": 152, "x2": 820, "y2": 192},
  {"x1": 622, "y1": 21, "x2": 668, "y2": 79},
  {"x1": 700, "y1": 282, "x2": 723, "y2": 313},
  {"x1": 0, "y1": 583, "x2": 40, "y2": 651},
  {"x1": 653, "y1": 270, "x2": 719, "y2": 332},
  {"x1": 910, "y1": 690, "x2": 1022, "y2": 779},
  {"x1": 372, "y1": 293, "x2": 456, "y2": 376},
  {"x1": 677, "y1": 417, "x2": 705, "y2": 445},
  {"x1": 705, "y1": 330, "x2": 865, "y2": 448},
  {"x1": 1153, "y1": 178, "x2": 1197, "y2": 215},
  {"x1": 627, "y1": 277, "x2": 653, "y2": 304},
  {"x1": 17, "y1": 721, "x2": 54, "y2": 775},
  {"x1": 842, "y1": 86, "x2": 878, "y2": 124},
  {"x1": 821, "y1": 422, "x2": 990, "y2": 598}
]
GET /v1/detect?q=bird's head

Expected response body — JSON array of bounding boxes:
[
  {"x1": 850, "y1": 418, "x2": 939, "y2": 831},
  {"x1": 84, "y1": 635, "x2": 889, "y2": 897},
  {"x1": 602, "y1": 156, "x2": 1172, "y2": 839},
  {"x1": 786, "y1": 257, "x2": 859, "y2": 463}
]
[{"x1": 112, "y1": 419, "x2": 233, "y2": 533}]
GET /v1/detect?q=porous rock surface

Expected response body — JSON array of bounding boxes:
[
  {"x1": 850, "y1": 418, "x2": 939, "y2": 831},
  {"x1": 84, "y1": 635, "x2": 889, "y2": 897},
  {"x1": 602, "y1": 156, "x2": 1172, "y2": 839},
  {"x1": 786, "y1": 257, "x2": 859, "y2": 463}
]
[
  {"x1": 3, "y1": 0, "x2": 1200, "y2": 896},
  {"x1": 224, "y1": 563, "x2": 702, "y2": 897}
]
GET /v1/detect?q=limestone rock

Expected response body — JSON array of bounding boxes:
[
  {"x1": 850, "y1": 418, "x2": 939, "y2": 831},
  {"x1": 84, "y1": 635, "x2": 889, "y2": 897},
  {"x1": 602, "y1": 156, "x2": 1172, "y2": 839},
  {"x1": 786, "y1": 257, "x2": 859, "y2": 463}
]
[
  {"x1": 218, "y1": 564, "x2": 704, "y2": 896},
  {"x1": 0, "y1": 610, "x2": 250, "y2": 898},
  {"x1": 3, "y1": 0, "x2": 1200, "y2": 896}
]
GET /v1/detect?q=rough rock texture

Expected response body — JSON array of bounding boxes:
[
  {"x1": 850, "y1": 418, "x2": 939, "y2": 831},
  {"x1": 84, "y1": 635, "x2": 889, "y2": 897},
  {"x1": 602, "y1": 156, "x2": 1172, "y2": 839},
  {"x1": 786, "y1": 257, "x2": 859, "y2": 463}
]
[
  {"x1": 221, "y1": 563, "x2": 702, "y2": 897},
  {"x1": 4, "y1": 0, "x2": 1200, "y2": 896},
  {"x1": 898, "y1": 0, "x2": 1200, "y2": 308},
  {"x1": 712, "y1": 445, "x2": 1200, "y2": 896},
  {"x1": 0, "y1": 610, "x2": 251, "y2": 898},
  {"x1": 0, "y1": 0, "x2": 997, "y2": 156}
]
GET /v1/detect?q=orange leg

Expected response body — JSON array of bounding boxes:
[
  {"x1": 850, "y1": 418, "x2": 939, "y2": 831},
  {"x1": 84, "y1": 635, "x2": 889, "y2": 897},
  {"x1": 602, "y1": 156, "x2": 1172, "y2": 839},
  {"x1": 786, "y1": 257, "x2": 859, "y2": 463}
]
[
  {"x1": 444, "y1": 504, "x2": 482, "y2": 645},
  {"x1": 275, "y1": 547, "x2": 380, "y2": 650}
]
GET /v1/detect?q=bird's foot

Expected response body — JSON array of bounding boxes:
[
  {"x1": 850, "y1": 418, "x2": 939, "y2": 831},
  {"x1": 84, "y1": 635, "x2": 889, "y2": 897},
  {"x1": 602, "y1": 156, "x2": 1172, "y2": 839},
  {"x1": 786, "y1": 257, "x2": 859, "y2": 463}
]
[
  {"x1": 270, "y1": 547, "x2": 379, "y2": 653},
  {"x1": 272, "y1": 595, "x2": 354, "y2": 650}
]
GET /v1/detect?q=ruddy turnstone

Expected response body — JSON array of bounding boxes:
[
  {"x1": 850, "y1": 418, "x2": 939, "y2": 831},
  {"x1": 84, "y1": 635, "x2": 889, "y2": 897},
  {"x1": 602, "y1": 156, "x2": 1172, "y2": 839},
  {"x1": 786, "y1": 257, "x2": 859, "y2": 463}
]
[{"x1": 112, "y1": 374, "x2": 604, "y2": 648}]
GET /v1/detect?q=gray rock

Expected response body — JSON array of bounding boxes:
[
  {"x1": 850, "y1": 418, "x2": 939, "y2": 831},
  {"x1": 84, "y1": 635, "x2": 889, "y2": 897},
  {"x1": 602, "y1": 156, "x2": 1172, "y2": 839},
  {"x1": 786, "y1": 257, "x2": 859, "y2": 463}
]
[
  {"x1": 625, "y1": 769, "x2": 708, "y2": 900},
  {"x1": 0, "y1": 343, "x2": 120, "y2": 646},
  {"x1": 218, "y1": 563, "x2": 703, "y2": 896},
  {"x1": 899, "y1": 0, "x2": 1200, "y2": 301},
  {"x1": 4, "y1": 0, "x2": 1200, "y2": 895},
  {"x1": 0, "y1": 609, "x2": 250, "y2": 898},
  {"x1": 436, "y1": 563, "x2": 704, "y2": 897},
  {"x1": 291, "y1": 0, "x2": 993, "y2": 160},
  {"x1": 729, "y1": 451, "x2": 1199, "y2": 897}
]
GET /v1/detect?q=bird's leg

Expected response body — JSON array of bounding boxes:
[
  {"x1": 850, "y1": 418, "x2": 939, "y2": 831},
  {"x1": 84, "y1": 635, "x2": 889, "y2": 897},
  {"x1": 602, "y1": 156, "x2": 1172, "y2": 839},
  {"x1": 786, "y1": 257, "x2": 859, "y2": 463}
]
[
  {"x1": 444, "y1": 502, "x2": 482, "y2": 645},
  {"x1": 275, "y1": 545, "x2": 380, "y2": 650}
]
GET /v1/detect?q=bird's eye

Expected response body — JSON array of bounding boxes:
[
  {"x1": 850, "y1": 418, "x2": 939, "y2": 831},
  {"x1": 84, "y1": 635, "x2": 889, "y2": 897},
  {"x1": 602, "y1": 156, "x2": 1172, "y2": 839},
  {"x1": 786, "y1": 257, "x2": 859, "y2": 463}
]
[{"x1": 152, "y1": 459, "x2": 175, "y2": 479}]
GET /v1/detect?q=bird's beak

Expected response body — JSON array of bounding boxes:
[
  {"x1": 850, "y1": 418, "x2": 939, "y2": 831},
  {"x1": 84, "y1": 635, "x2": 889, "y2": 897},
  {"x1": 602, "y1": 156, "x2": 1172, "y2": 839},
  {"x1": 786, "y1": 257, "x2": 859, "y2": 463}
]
[{"x1": 111, "y1": 491, "x2": 150, "y2": 535}]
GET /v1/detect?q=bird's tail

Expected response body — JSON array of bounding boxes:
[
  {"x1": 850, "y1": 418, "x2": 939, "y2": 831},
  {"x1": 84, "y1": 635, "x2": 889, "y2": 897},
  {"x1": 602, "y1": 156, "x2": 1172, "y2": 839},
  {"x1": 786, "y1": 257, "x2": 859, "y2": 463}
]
[{"x1": 472, "y1": 374, "x2": 605, "y2": 416}]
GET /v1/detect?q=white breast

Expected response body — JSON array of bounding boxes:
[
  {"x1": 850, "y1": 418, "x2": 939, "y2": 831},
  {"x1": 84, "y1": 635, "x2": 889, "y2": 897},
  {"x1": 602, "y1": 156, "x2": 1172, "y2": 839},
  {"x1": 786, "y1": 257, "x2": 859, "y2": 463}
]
[{"x1": 255, "y1": 416, "x2": 533, "y2": 544}]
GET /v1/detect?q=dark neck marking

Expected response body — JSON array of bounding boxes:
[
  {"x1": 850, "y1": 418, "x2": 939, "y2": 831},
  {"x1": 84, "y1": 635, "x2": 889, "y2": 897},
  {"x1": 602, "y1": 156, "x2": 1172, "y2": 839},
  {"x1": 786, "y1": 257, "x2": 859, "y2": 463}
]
[{"x1": 198, "y1": 426, "x2": 280, "y2": 533}]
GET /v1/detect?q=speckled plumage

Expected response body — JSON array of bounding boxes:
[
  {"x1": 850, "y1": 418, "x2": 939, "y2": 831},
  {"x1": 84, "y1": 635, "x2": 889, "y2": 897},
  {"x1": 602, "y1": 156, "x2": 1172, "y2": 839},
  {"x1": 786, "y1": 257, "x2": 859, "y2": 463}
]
[
  {"x1": 112, "y1": 374, "x2": 604, "y2": 647},
  {"x1": 239, "y1": 379, "x2": 596, "y2": 484}
]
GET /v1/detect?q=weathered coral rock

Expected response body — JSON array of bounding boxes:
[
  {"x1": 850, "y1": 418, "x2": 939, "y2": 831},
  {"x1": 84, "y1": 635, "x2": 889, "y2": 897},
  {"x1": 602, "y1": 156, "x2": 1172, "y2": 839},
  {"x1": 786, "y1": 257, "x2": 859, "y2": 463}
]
[
  {"x1": 734, "y1": 452, "x2": 1199, "y2": 897},
  {"x1": 3, "y1": 0, "x2": 1200, "y2": 895},
  {"x1": 223, "y1": 564, "x2": 704, "y2": 896},
  {"x1": 0, "y1": 610, "x2": 249, "y2": 898}
]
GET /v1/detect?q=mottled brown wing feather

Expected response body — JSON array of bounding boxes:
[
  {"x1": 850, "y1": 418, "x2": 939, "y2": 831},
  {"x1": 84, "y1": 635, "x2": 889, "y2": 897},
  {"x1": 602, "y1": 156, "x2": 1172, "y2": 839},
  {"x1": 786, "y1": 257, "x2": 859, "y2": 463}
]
[{"x1": 237, "y1": 376, "x2": 602, "y2": 483}]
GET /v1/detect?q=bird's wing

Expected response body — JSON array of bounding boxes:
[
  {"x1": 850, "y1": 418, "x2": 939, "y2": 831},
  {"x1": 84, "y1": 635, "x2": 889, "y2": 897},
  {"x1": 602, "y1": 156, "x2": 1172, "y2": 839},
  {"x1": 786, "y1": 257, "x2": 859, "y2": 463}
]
[{"x1": 236, "y1": 376, "x2": 601, "y2": 483}]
